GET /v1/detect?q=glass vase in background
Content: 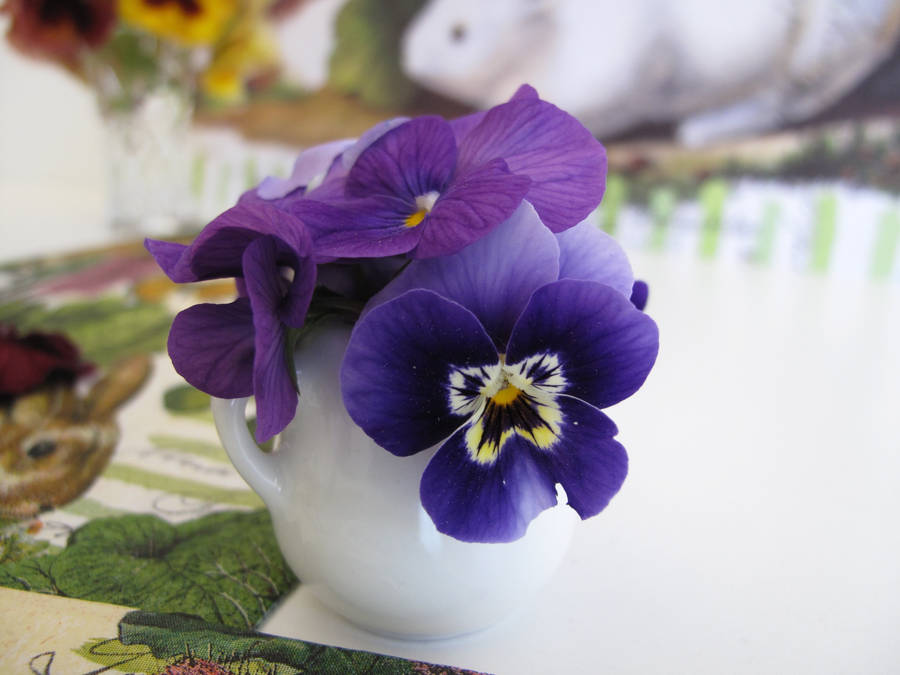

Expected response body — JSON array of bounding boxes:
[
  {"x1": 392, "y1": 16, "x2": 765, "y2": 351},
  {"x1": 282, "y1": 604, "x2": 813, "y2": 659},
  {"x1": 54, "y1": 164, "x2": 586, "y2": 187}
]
[{"x1": 102, "y1": 86, "x2": 198, "y2": 238}]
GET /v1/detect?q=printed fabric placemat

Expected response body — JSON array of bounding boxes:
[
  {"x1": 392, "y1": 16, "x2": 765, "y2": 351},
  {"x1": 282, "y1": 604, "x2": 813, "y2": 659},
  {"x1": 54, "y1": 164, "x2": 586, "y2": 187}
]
[{"x1": 0, "y1": 242, "x2": 488, "y2": 674}]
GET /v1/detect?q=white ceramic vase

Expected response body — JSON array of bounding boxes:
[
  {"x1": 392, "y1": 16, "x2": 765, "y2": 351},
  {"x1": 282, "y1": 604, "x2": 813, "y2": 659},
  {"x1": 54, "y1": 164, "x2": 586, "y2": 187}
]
[{"x1": 212, "y1": 320, "x2": 576, "y2": 639}]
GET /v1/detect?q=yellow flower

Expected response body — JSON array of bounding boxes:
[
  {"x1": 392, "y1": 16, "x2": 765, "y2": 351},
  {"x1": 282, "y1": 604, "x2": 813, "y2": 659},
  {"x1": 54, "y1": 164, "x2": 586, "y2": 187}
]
[
  {"x1": 117, "y1": 0, "x2": 238, "y2": 46},
  {"x1": 201, "y1": 5, "x2": 278, "y2": 102}
]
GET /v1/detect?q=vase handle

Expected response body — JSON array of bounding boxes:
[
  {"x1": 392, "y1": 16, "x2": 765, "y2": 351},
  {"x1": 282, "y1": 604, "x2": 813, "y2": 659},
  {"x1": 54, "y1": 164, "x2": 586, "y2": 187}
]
[{"x1": 211, "y1": 396, "x2": 283, "y2": 507}]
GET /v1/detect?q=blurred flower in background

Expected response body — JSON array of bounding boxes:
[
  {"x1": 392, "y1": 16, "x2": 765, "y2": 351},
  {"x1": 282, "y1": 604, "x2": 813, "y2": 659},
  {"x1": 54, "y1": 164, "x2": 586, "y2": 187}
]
[
  {"x1": 2, "y1": 0, "x2": 280, "y2": 109},
  {"x1": 3, "y1": 0, "x2": 115, "y2": 68},
  {"x1": 118, "y1": 0, "x2": 237, "y2": 47}
]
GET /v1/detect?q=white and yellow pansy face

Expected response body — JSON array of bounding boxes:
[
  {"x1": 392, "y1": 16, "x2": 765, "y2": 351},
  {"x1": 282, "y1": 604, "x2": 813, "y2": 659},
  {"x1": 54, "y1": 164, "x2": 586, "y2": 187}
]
[{"x1": 447, "y1": 352, "x2": 567, "y2": 465}]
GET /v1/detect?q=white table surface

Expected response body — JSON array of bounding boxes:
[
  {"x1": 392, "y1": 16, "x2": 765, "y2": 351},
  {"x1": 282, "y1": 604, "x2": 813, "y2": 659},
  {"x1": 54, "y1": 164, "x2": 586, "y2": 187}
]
[{"x1": 260, "y1": 252, "x2": 900, "y2": 674}]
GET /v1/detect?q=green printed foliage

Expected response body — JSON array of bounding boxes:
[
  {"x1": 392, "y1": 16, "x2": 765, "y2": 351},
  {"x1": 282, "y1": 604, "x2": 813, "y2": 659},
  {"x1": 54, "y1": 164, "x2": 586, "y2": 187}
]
[
  {"x1": 329, "y1": 0, "x2": 425, "y2": 108},
  {"x1": 0, "y1": 296, "x2": 171, "y2": 365},
  {"x1": 0, "y1": 510, "x2": 297, "y2": 628},
  {"x1": 164, "y1": 384, "x2": 212, "y2": 415},
  {"x1": 94, "y1": 610, "x2": 477, "y2": 674}
]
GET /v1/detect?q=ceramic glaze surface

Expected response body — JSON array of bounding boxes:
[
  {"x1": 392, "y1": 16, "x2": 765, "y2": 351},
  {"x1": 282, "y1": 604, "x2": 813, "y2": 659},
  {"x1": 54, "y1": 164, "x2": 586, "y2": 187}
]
[{"x1": 212, "y1": 320, "x2": 576, "y2": 639}]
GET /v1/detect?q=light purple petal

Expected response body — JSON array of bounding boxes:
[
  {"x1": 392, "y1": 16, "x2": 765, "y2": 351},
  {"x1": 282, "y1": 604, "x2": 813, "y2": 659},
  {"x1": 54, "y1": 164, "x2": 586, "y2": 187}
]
[
  {"x1": 243, "y1": 237, "x2": 297, "y2": 441},
  {"x1": 556, "y1": 218, "x2": 634, "y2": 296},
  {"x1": 543, "y1": 397, "x2": 628, "y2": 520},
  {"x1": 413, "y1": 158, "x2": 531, "y2": 259},
  {"x1": 366, "y1": 201, "x2": 559, "y2": 348},
  {"x1": 167, "y1": 299, "x2": 255, "y2": 398},
  {"x1": 456, "y1": 93, "x2": 607, "y2": 233},
  {"x1": 420, "y1": 430, "x2": 558, "y2": 543},
  {"x1": 346, "y1": 116, "x2": 458, "y2": 201},
  {"x1": 257, "y1": 138, "x2": 354, "y2": 200},
  {"x1": 507, "y1": 279, "x2": 658, "y2": 410},
  {"x1": 341, "y1": 289, "x2": 499, "y2": 457}
]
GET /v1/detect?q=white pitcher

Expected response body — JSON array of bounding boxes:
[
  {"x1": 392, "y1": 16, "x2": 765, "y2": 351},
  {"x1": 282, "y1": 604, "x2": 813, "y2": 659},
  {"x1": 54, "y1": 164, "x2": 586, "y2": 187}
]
[{"x1": 212, "y1": 319, "x2": 576, "y2": 639}]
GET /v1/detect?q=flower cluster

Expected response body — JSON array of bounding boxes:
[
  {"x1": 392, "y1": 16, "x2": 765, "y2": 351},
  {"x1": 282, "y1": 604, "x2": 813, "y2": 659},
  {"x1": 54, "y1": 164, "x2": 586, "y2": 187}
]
[
  {"x1": 148, "y1": 85, "x2": 659, "y2": 543},
  {"x1": 1, "y1": 0, "x2": 277, "y2": 105}
]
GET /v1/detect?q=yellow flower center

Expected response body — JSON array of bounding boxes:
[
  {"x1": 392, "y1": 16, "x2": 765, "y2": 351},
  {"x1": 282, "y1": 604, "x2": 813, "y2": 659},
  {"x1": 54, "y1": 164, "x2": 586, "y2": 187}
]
[
  {"x1": 491, "y1": 385, "x2": 521, "y2": 406},
  {"x1": 404, "y1": 190, "x2": 440, "y2": 228}
]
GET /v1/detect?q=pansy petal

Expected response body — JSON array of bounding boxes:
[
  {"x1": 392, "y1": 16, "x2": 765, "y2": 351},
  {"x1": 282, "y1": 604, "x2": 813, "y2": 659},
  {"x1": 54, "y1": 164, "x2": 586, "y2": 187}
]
[
  {"x1": 167, "y1": 299, "x2": 254, "y2": 398},
  {"x1": 243, "y1": 237, "x2": 297, "y2": 441},
  {"x1": 449, "y1": 84, "x2": 538, "y2": 143},
  {"x1": 156, "y1": 202, "x2": 313, "y2": 282},
  {"x1": 507, "y1": 279, "x2": 658, "y2": 409},
  {"x1": 414, "y1": 158, "x2": 531, "y2": 259},
  {"x1": 341, "y1": 289, "x2": 499, "y2": 457},
  {"x1": 346, "y1": 116, "x2": 457, "y2": 200},
  {"x1": 420, "y1": 430, "x2": 558, "y2": 543},
  {"x1": 630, "y1": 280, "x2": 649, "y2": 311},
  {"x1": 340, "y1": 117, "x2": 409, "y2": 172},
  {"x1": 556, "y1": 218, "x2": 634, "y2": 297},
  {"x1": 366, "y1": 200, "x2": 559, "y2": 348},
  {"x1": 304, "y1": 196, "x2": 424, "y2": 258},
  {"x1": 144, "y1": 239, "x2": 191, "y2": 281},
  {"x1": 543, "y1": 397, "x2": 628, "y2": 519},
  {"x1": 257, "y1": 138, "x2": 354, "y2": 200},
  {"x1": 456, "y1": 94, "x2": 606, "y2": 233}
]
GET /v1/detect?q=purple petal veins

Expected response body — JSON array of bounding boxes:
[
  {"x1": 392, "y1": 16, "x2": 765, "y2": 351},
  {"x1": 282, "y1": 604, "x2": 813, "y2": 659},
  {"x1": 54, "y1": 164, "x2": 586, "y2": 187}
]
[
  {"x1": 456, "y1": 86, "x2": 607, "y2": 233},
  {"x1": 365, "y1": 200, "x2": 558, "y2": 347}
]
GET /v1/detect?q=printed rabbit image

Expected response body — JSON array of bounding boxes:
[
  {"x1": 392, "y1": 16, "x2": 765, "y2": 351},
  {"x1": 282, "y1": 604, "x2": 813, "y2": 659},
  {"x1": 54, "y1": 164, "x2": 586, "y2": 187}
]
[
  {"x1": 402, "y1": 0, "x2": 900, "y2": 144},
  {"x1": 0, "y1": 355, "x2": 151, "y2": 518}
]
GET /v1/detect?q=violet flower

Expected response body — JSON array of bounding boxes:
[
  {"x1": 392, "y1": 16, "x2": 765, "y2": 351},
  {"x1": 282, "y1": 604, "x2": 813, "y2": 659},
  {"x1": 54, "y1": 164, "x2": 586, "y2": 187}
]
[
  {"x1": 145, "y1": 202, "x2": 318, "y2": 441},
  {"x1": 301, "y1": 85, "x2": 607, "y2": 260},
  {"x1": 340, "y1": 204, "x2": 658, "y2": 542}
]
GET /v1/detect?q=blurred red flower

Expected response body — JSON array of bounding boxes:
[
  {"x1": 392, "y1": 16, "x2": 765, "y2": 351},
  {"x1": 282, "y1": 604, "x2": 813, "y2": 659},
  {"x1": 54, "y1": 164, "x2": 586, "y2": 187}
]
[
  {"x1": 2, "y1": 0, "x2": 116, "y2": 66},
  {"x1": 0, "y1": 325, "x2": 94, "y2": 397}
]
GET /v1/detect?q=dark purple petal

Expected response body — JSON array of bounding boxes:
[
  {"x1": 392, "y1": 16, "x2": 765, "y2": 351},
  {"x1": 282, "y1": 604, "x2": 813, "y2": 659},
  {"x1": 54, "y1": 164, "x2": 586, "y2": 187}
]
[
  {"x1": 151, "y1": 202, "x2": 313, "y2": 283},
  {"x1": 456, "y1": 93, "x2": 607, "y2": 233},
  {"x1": 257, "y1": 138, "x2": 354, "y2": 200},
  {"x1": 304, "y1": 195, "x2": 424, "y2": 258},
  {"x1": 144, "y1": 239, "x2": 190, "y2": 282},
  {"x1": 366, "y1": 201, "x2": 559, "y2": 348},
  {"x1": 243, "y1": 237, "x2": 297, "y2": 441},
  {"x1": 346, "y1": 116, "x2": 457, "y2": 201},
  {"x1": 507, "y1": 279, "x2": 658, "y2": 409},
  {"x1": 630, "y1": 280, "x2": 649, "y2": 311},
  {"x1": 449, "y1": 84, "x2": 539, "y2": 143},
  {"x1": 339, "y1": 117, "x2": 409, "y2": 172},
  {"x1": 341, "y1": 289, "x2": 499, "y2": 457},
  {"x1": 316, "y1": 256, "x2": 409, "y2": 300},
  {"x1": 167, "y1": 299, "x2": 255, "y2": 398},
  {"x1": 543, "y1": 397, "x2": 627, "y2": 520},
  {"x1": 556, "y1": 218, "x2": 634, "y2": 297},
  {"x1": 413, "y1": 158, "x2": 531, "y2": 259},
  {"x1": 420, "y1": 429, "x2": 558, "y2": 543}
]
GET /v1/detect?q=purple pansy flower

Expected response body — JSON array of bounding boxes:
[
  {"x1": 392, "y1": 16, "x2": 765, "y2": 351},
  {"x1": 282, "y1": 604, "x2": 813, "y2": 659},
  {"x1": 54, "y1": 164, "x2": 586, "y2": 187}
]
[
  {"x1": 302, "y1": 85, "x2": 606, "y2": 260},
  {"x1": 340, "y1": 204, "x2": 658, "y2": 542},
  {"x1": 145, "y1": 202, "x2": 318, "y2": 441}
]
